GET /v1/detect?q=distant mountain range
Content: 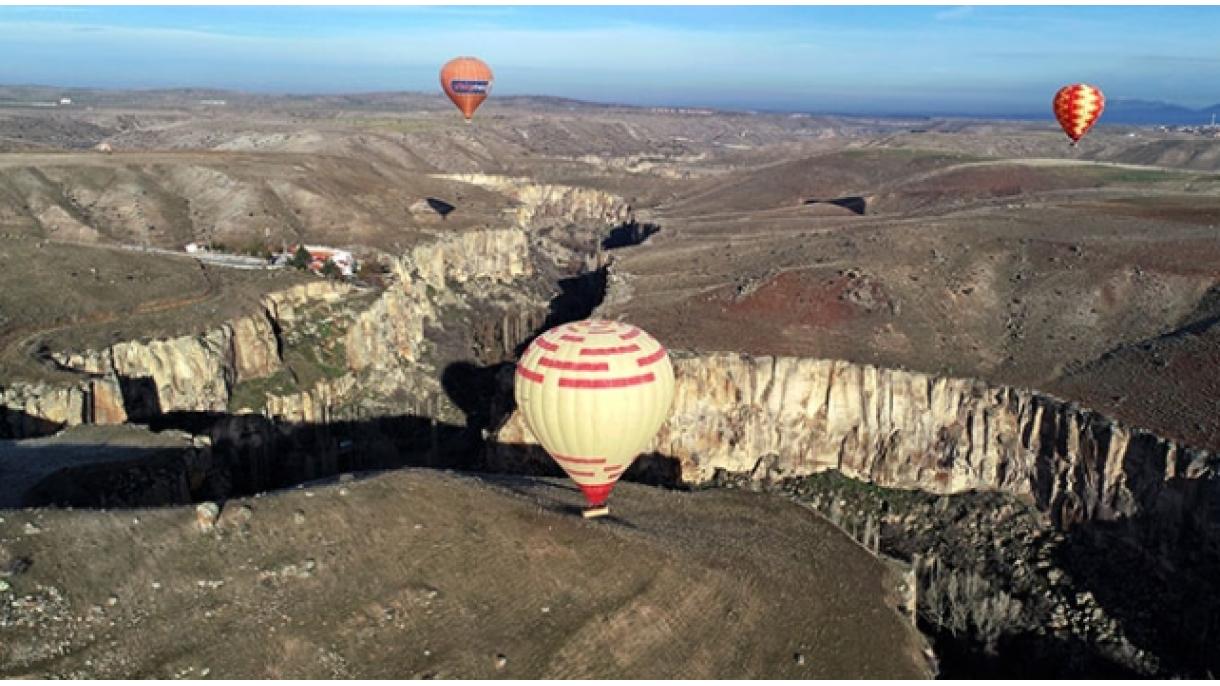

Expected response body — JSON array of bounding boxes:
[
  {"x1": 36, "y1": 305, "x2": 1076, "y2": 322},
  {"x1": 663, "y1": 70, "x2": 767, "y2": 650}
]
[
  {"x1": 833, "y1": 99, "x2": 1220, "y2": 127},
  {"x1": 1094, "y1": 98, "x2": 1220, "y2": 125}
]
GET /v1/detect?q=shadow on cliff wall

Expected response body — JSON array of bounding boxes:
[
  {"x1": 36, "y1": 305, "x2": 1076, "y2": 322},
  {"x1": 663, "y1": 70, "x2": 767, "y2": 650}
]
[
  {"x1": 1047, "y1": 504, "x2": 1220, "y2": 677},
  {"x1": 534, "y1": 267, "x2": 607, "y2": 341},
  {"x1": 119, "y1": 375, "x2": 161, "y2": 423},
  {"x1": 6, "y1": 404, "x2": 684, "y2": 512},
  {"x1": 1018, "y1": 408, "x2": 1220, "y2": 676},
  {"x1": 0, "y1": 408, "x2": 66, "y2": 440}
]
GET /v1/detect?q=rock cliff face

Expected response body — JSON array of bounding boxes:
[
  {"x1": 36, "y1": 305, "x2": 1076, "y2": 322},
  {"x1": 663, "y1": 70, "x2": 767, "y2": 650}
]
[
  {"x1": 1, "y1": 376, "x2": 128, "y2": 437},
  {"x1": 263, "y1": 374, "x2": 359, "y2": 425},
  {"x1": 432, "y1": 174, "x2": 631, "y2": 228},
  {"x1": 261, "y1": 281, "x2": 353, "y2": 324},
  {"x1": 395, "y1": 227, "x2": 532, "y2": 288},
  {"x1": 44, "y1": 312, "x2": 281, "y2": 419},
  {"x1": 492, "y1": 352, "x2": 1219, "y2": 538},
  {"x1": 1, "y1": 382, "x2": 88, "y2": 436}
]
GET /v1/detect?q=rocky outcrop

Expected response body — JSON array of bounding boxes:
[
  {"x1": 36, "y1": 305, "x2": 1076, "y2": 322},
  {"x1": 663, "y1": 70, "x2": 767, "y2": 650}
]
[
  {"x1": 47, "y1": 312, "x2": 282, "y2": 418},
  {"x1": 0, "y1": 382, "x2": 87, "y2": 437},
  {"x1": 432, "y1": 174, "x2": 631, "y2": 228},
  {"x1": 109, "y1": 330, "x2": 235, "y2": 414},
  {"x1": 394, "y1": 227, "x2": 532, "y2": 290},
  {"x1": 344, "y1": 227, "x2": 535, "y2": 374},
  {"x1": 345, "y1": 287, "x2": 423, "y2": 371},
  {"x1": 0, "y1": 375, "x2": 127, "y2": 438},
  {"x1": 261, "y1": 281, "x2": 353, "y2": 324},
  {"x1": 230, "y1": 312, "x2": 282, "y2": 383},
  {"x1": 492, "y1": 352, "x2": 1219, "y2": 538},
  {"x1": 263, "y1": 374, "x2": 359, "y2": 425}
]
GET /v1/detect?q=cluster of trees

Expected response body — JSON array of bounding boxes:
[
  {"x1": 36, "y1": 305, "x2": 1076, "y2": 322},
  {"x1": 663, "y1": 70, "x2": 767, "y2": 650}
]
[{"x1": 286, "y1": 245, "x2": 343, "y2": 278}]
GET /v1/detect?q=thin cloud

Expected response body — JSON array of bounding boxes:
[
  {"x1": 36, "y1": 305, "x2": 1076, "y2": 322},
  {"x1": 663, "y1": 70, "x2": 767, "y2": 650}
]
[{"x1": 935, "y1": 6, "x2": 974, "y2": 21}]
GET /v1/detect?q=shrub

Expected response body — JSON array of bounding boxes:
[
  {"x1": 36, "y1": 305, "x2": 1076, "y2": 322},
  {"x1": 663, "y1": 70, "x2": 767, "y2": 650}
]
[{"x1": 917, "y1": 555, "x2": 1025, "y2": 653}]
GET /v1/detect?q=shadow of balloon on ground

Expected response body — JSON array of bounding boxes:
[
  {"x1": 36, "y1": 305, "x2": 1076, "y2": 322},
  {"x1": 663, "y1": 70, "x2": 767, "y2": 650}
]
[
  {"x1": 425, "y1": 197, "x2": 456, "y2": 218},
  {"x1": 803, "y1": 196, "x2": 867, "y2": 215},
  {"x1": 601, "y1": 221, "x2": 661, "y2": 250}
]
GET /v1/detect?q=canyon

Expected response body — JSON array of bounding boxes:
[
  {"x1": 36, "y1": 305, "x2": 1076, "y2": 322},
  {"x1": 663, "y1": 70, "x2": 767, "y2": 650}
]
[{"x1": 3, "y1": 90, "x2": 1220, "y2": 677}]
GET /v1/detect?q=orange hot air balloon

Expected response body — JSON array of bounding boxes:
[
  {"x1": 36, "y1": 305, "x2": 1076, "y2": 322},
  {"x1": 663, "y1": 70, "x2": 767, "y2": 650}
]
[
  {"x1": 514, "y1": 319, "x2": 675, "y2": 518},
  {"x1": 1053, "y1": 83, "x2": 1105, "y2": 145},
  {"x1": 440, "y1": 56, "x2": 493, "y2": 122}
]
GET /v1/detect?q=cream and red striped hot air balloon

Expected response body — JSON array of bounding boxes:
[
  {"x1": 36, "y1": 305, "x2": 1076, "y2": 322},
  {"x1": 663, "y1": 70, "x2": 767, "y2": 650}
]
[
  {"x1": 1053, "y1": 83, "x2": 1105, "y2": 145},
  {"x1": 514, "y1": 319, "x2": 675, "y2": 518}
]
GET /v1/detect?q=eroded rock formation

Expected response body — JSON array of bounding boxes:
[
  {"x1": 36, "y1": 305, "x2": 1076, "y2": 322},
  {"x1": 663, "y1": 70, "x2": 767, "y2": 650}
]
[
  {"x1": 431, "y1": 174, "x2": 631, "y2": 228},
  {"x1": 492, "y1": 352, "x2": 1220, "y2": 538}
]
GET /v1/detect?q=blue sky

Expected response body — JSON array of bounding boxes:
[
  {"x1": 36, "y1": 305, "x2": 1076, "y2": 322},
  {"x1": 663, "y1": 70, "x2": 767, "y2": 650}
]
[{"x1": 1, "y1": 6, "x2": 1219, "y2": 114}]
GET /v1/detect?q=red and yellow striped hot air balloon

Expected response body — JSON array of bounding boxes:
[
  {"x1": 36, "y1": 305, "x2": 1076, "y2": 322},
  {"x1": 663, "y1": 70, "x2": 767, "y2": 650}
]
[
  {"x1": 440, "y1": 56, "x2": 493, "y2": 122},
  {"x1": 514, "y1": 319, "x2": 675, "y2": 518},
  {"x1": 1053, "y1": 83, "x2": 1105, "y2": 145}
]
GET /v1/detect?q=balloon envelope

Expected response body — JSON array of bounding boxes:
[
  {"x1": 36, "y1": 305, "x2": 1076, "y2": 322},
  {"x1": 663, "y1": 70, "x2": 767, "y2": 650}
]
[
  {"x1": 1053, "y1": 83, "x2": 1105, "y2": 144},
  {"x1": 440, "y1": 56, "x2": 493, "y2": 121},
  {"x1": 514, "y1": 319, "x2": 675, "y2": 509}
]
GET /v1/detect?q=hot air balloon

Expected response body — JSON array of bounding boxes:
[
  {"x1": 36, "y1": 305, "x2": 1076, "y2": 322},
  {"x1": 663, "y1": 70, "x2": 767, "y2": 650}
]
[
  {"x1": 440, "y1": 56, "x2": 493, "y2": 122},
  {"x1": 514, "y1": 319, "x2": 675, "y2": 518},
  {"x1": 1053, "y1": 83, "x2": 1105, "y2": 145}
]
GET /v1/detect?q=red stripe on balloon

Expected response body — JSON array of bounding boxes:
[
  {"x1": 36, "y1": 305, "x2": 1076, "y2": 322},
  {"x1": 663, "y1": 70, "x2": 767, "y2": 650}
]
[
  {"x1": 637, "y1": 347, "x2": 667, "y2": 367},
  {"x1": 534, "y1": 338, "x2": 558, "y2": 352},
  {"x1": 559, "y1": 373, "x2": 654, "y2": 389},
  {"x1": 580, "y1": 344, "x2": 640, "y2": 356},
  {"x1": 516, "y1": 366, "x2": 544, "y2": 384},
  {"x1": 619, "y1": 327, "x2": 641, "y2": 340},
  {"x1": 552, "y1": 454, "x2": 605, "y2": 465},
  {"x1": 538, "y1": 357, "x2": 609, "y2": 371},
  {"x1": 560, "y1": 334, "x2": 585, "y2": 342}
]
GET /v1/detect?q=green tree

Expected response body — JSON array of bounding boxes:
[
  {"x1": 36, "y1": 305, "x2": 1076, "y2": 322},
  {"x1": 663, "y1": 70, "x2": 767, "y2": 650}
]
[
  {"x1": 320, "y1": 258, "x2": 342, "y2": 279},
  {"x1": 290, "y1": 245, "x2": 311, "y2": 270}
]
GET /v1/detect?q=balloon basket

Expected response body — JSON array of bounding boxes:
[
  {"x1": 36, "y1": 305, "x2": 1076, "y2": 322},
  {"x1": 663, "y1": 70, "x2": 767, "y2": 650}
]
[{"x1": 582, "y1": 506, "x2": 610, "y2": 519}]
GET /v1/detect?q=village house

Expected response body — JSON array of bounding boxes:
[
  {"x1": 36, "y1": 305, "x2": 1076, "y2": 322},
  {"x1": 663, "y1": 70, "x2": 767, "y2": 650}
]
[{"x1": 284, "y1": 244, "x2": 356, "y2": 276}]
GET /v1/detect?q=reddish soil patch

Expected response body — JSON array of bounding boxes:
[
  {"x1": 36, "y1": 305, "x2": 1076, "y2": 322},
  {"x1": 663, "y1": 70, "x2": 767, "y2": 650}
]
[
  {"x1": 712, "y1": 270, "x2": 891, "y2": 330},
  {"x1": 721, "y1": 272, "x2": 854, "y2": 328}
]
